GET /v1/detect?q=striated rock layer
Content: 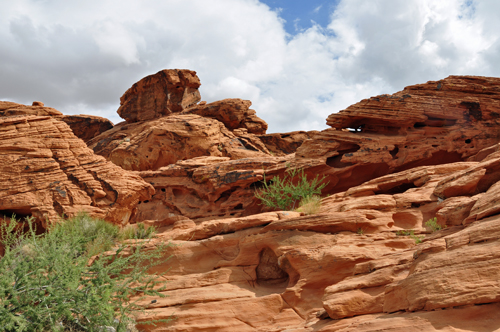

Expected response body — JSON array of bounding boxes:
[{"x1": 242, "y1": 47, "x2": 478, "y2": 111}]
[
  {"x1": 0, "y1": 115, "x2": 153, "y2": 226},
  {"x1": 133, "y1": 145, "x2": 500, "y2": 331},
  {"x1": 297, "y1": 75, "x2": 500, "y2": 193}
]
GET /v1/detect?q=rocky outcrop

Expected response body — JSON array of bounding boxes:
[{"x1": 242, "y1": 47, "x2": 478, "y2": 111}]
[
  {"x1": 258, "y1": 130, "x2": 319, "y2": 156},
  {"x1": 180, "y1": 98, "x2": 268, "y2": 135},
  {"x1": 0, "y1": 115, "x2": 154, "y2": 227},
  {"x1": 0, "y1": 101, "x2": 114, "y2": 142},
  {"x1": 117, "y1": 69, "x2": 201, "y2": 123},
  {"x1": 0, "y1": 101, "x2": 63, "y2": 117},
  {"x1": 88, "y1": 115, "x2": 271, "y2": 171},
  {"x1": 59, "y1": 114, "x2": 113, "y2": 143},
  {"x1": 297, "y1": 76, "x2": 500, "y2": 193},
  {"x1": 131, "y1": 151, "x2": 500, "y2": 331}
]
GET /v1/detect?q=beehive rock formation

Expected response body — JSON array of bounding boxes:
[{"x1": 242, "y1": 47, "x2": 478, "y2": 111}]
[
  {"x1": 297, "y1": 76, "x2": 500, "y2": 193},
  {"x1": 0, "y1": 115, "x2": 153, "y2": 226},
  {"x1": 117, "y1": 69, "x2": 201, "y2": 123}
]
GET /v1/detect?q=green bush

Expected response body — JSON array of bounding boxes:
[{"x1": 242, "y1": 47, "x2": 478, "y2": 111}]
[
  {"x1": 425, "y1": 217, "x2": 443, "y2": 232},
  {"x1": 0, "y1": 213, "x2": 170, "y2": 332},
  {"x1": 255, "y1": 167, "x2": 328, "y2": 211},
  {"x1": 396, "y1": 229, "x2": 424, "y2": 244},
  {"x1": 119, "y1": 222, "x2": 157, "y2": 241}
]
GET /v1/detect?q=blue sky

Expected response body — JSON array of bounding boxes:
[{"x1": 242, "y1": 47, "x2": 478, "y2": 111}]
[
  {"x1": 260, "y1": 0, "x2": 340, "y2": 35},
  {"x1": 0, "y1": 0, "x2": 499, "y2": 133}
]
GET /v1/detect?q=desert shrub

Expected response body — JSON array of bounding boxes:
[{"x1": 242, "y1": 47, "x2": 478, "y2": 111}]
[
  {"x1": 255, "y1": 167, "x2": 328, "y2": 211},
  {"x1": 425, "y1": 217, "x2": 443, "y2": 232},
  {"x1": 119, "y1": 222, "x2": 156, "y2": 241},
  {"x1": 0, "y1": 214, "x2": 170, "y2": 332},
  {"x1": 296, "y1": 195, "x2": 322, "y2": 215}
]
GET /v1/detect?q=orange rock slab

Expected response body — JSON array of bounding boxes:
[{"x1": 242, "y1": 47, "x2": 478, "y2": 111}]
[{"x1": 0, "y1": 115, "x2": 153, "y2": 226}]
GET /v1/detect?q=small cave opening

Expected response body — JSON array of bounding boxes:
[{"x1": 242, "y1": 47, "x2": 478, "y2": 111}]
[
  {"x1": 234, "y1": 203, "x2": 243, "y2": 210},
  {"x1": 0, "y1": 208, "x2": 33, "y2": 222},
  {"x1": 256, "y1": 247, "x2": 289, "y2": 287},
  {"x1": 375, "y1": 182, "x2": 417, "y2": 195},
  {"x1": 465, "y1": 139, "x2": 472, "y2": 144},
  {"x1": 215, "y1": 187, "x2": 238, "y2": 204},
  {"x1": 326, "y1": 144, "x2": 361, "y2": 169},
  {"x1": 390, "y1": 146, "x2": 399, "y2": 159}
]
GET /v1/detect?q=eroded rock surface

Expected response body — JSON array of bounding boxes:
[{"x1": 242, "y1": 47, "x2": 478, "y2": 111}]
[
  {"x1": 180, "y1": 98, "x2": 268, "y2": 135},
  {"x1": 88, "y1": 115, "x2": 271, "y2": 171},
  {"x1": 117, "y1": 69, "x2": 201, "y2": 123},
  {"x1": 297, "y1": 76, "x2": 500, "y2": 193},
  {"x1": 0, "y1": 115, "x2": 153, "y2": 226}
]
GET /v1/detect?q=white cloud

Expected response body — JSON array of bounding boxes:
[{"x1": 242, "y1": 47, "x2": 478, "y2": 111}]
[{"x1": 1, "y1": 0, "x2": 500, "y2": 133}]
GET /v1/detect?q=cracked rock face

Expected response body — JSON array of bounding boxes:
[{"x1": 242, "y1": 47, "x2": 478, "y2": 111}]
[{"x1": 0, "y1": 115, "x2": 154, "y2": 226}]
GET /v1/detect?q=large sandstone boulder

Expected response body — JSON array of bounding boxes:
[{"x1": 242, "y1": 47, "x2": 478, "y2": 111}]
[
  {"x1": 117, "y1": 69, "x2": 201, "y2": 123},
  {"x1": 0, "y1": 115, "x2": 154, "y2": 227},
  {"x1": 88, "y1": 114, "x2": 271, "y2": 171},
  {"x1": 180, "y1": 98, "x2": 268, "y2": 135}
]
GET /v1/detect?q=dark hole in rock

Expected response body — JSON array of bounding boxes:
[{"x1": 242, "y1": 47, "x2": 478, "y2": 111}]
[
  {"x1": 234, "y1": 203, "x2": 243, "y2": 210},
  {"x1": 256, "y1": 247, "x2": 289, "y2": 287},
  {"x1": 328, "y1": 163, "x2": 390, "y2": 194},
  {"x1": 465, "y1": 139, "x2": 472, "y2": 144},
  {"x1": 161, "y1": 188, "x2": 166, "y2": 192},
  {"x1": 326, "y1": 144, "x2": 361, "y2": 168},
  {"x1": 414, "y1": 122, "x2": 426, "y2": 128},
  {"x1": 215, "y1": 187, "x2": 238, "y2": 203},
  {"x1": 0, "y1": 208, "x2": 33, "y2": 221},
  {"x1": 390, "y1": 146, "x2": 399, "y2": 158},
  {"x1": 424, "y1": 117, "x2": 457, "y2": 127},
  {"x1": 143, "y1": 200, "x2": 149, "y2": 204},
  {"x1": 376, "y1": 182, "x2": 417, "y2": 195}
]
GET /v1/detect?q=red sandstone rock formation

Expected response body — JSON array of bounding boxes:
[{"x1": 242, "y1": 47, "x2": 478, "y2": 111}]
[
  {"x1": 132, "y1": 151, "x2": 500, "y2": 331},
  {"x1": 0, "y1": 101, "x2": 114, "y2": 142},
  {"x1": 88, "y1": 115, "x2": 271, "y2": 171},
  {"x1": 0, "y1": 101, "x2": 63, "y2": 117},
  {"x1": 258, "y1": 130, "x2": 319, "y2": 156},
  {"x1": 0, "y1": 115, "x2": 153, "y2": 227},
  {"x1": 180, "y1": 98, "x2": 268, "y2": 135},
  {"x1": 59, "y1": 114, "x2": 113, "y2": 143},
  {"x1": 117, "y1": 69, "x2": 201, "y2": 123},
  {"x1": 297, "y1": 75, "x2": 500, "y2": 193}
]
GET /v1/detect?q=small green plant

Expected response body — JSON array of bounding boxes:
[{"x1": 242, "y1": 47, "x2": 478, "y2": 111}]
[
  {"x1": 425, "y1": 217, "x2": 443, "y2": 233},
  {"x1": 0, "y1": 213, "x2": 170, "y2": 331},
  {"x1": 295, "y1": 195, "x2": 322, "y2": 215},
  {"x1": 356, "y1": 228, "x2": 364, "y2": 235},
  {"x1": 255, "y1": 167, "x2": 328, "y2": 211},
  {"x1": 396, "y1": 229, "x2": 424, "y2": 244},
  {"x1": 119, "y1": 222, "x2": 157, "y2": 241}
]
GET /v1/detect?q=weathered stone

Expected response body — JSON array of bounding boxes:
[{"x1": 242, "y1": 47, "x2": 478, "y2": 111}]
[
  {"x1": 0, "y1": 115, "x2": 154, "y2": 226},
  {"x1": 88, "y1": 115, "x2": 270, "y2": 171},
  {"x1": 117, "y1": 69, "x2": 201, "y2": 123},
  {"x1": 180, "y1": 98, "x2": 268, "y2": 135},
  {"x1": 59, "y1": 114, "x2": 113, "y2": 142}
]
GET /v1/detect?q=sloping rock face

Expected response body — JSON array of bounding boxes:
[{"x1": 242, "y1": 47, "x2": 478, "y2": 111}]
[
  {"x1": 297, "y1": 76, "x2": 500, "y2": 193},
  {"x1": 59, "y1": 114, "x2": 113, "y2": 143},
  {"x1": 0, "y1": 115, "x2": 154, "y2": 227},
  {"x1": 0, "y1": 101, "x2": 63, "y2": 117},
  {"x1": 180, "y1": 98, "x2": 268, "y2": 134},
  {"x1": 88, "y1": 115, "x2": 271, "y2": 171},
  {"x1": 117, "y1": 69, "x2": 201, "y2": 123},
  {"x1": 0, "y1": 101, "x2": 114, "y2": 142},
  {"x1": 258, "y1": 130, "x2": 319, "y2": 156},
  {"x1": 132, "y1": 148, "x2": 500, "y2": 331}
]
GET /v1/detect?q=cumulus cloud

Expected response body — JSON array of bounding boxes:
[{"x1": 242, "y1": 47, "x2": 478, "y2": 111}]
[{"x1": 0, "y1": 0, "x2": 499, "y2": 132}]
